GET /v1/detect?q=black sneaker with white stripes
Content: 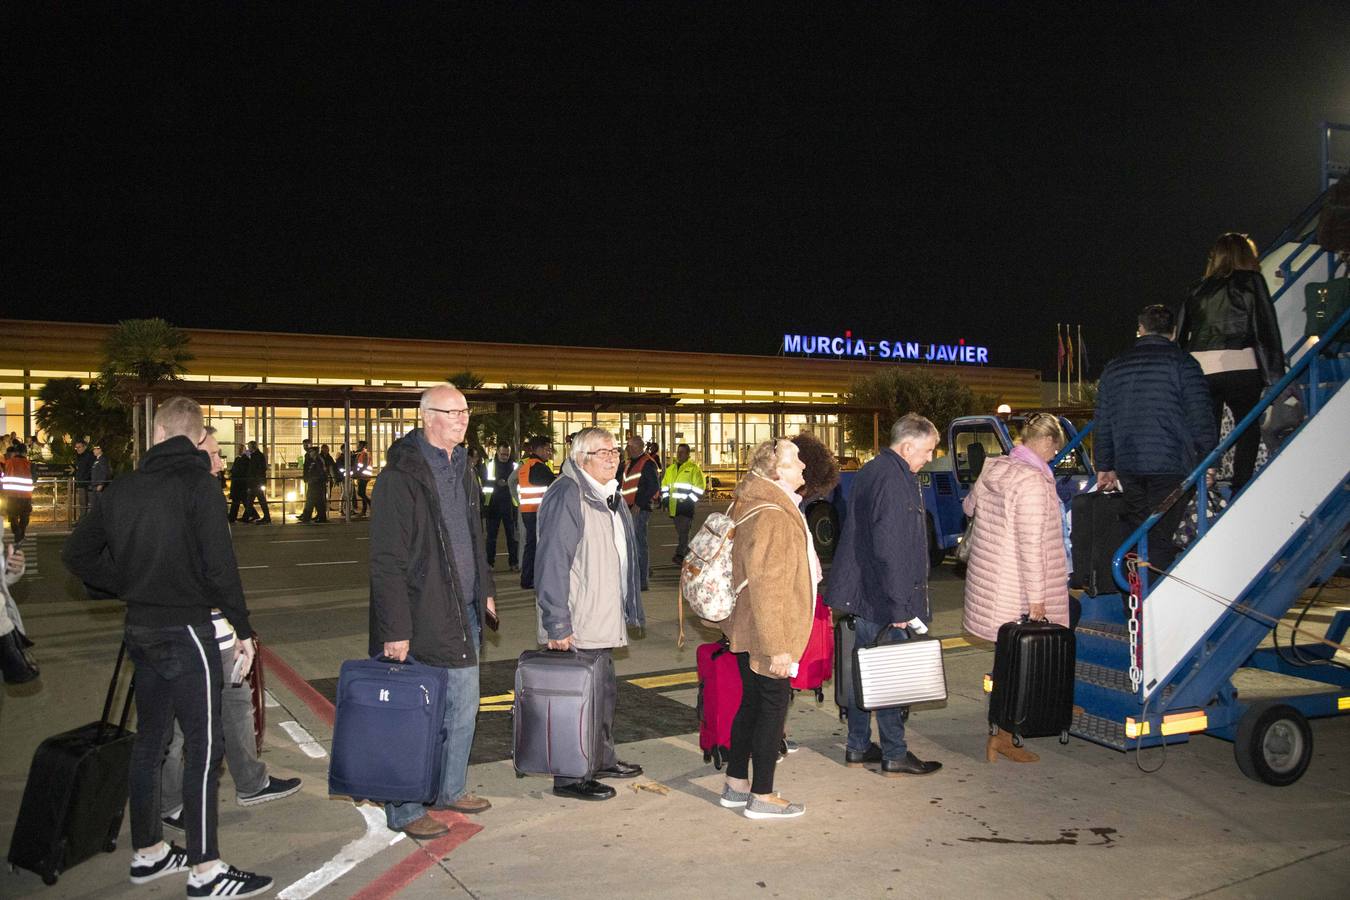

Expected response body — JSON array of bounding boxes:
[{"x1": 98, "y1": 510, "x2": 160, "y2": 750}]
[
  {"x1": 128, "y1": 842, "x2": 189, "y2": 884},
  {"x1": 186, "y1": 863, "x2": 273, "y2": 898},
  {"x1": 237, "y1": 775, "x2": 302, "y2": 807}
]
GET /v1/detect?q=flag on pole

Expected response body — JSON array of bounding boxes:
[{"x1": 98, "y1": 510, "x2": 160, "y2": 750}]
[
  {"x1": 1057, "y1": 324, "x2": 1066, "y2": 372},
  {"x1": 1078, "y1": 325, "x2": 1089, "y2": 377},
  {"x1": 1065, "y1": 326, "x2": 1074, "y2": 387}
]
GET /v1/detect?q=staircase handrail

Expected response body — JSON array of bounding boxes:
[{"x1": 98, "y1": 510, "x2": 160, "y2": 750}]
[
  {"x1": 1050, "y1": 419, "x2": 1094, "y2": 477},
  {"x1": 1263, "y1": 187, "x2": 1329, "y2": 260},
  {"x1": 1111, "y1": 301, "x2": 1350, "y2": 597}
]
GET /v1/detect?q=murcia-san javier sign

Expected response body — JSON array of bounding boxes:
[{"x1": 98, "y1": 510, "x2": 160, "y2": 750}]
[{"x1": 782, "y1": 332, "x2": 990, "y2": 365}]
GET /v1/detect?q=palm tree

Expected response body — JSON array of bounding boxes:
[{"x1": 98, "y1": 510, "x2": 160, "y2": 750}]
[
  {"x1": 100, "y1": 319, "x2": 195, "y2": 459},
  {"x1": 445, "y1": 371, "x2": 548, "y2": 451},
  {"x1": 34, "y1": 377, "x2": 133, "y2": 466}
]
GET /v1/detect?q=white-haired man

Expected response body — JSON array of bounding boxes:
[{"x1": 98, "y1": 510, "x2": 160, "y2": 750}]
[
  {"x1": 535, "y1": 427, "x2": 646, "y2": 801},
  {"x1": 369, "y1": 384, "x2": 497, "y2": 837}
]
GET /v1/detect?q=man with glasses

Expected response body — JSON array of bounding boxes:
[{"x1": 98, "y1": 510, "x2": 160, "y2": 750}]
[
  {"x1": 535, "y1": 428, "x2": 646, "y2": 801},
  {"x1": 368, "y1": 383, "x2": 497, "y2": 837}
]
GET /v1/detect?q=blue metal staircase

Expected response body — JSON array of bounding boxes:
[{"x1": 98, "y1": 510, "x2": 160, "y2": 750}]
[{"x1": 1069, "y1": 297, "x2": 1350, "y2": 781}]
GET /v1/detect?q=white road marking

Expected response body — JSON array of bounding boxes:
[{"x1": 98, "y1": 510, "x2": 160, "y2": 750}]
[
  {"x1": 238, "y1": 565, "x2": 270, "y2": 570},
  {"x1": 296, "y1": 560, "x2": 360, "y2": 567},
  {"x1": 272, "y1": 539, "x2": 328, "y2": 544},
  {"x1": 276, "y1": 804, "x2": 404, "y2": 900},
  {"x1": 279, "y1": 721, "x2": 328, "y2": 758},
  {"x1": 263, "y1": 689, "x2": 280, "y2": 709}
]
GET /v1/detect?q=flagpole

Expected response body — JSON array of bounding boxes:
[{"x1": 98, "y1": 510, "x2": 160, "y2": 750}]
[
  {"x1": 1056, "y1": 323, "x2": 1062, "y2": 405},
  {"x1": 1077, "y1": 324, "x2": 1084, "y2": 402}
]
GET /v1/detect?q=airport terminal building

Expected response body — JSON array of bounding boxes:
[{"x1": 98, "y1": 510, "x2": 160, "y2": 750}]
[{"x1": 2, "y1": 319, "x2": 1041, "y2": 478}]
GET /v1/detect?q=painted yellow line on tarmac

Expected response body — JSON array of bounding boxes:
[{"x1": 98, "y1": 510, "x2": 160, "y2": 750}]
[
  {"x1": 941, "y1": 637, "x2": 971, "y2": 649},
  {"x1": 627, "y1": 671, "x2": 699, "y2": 689}
]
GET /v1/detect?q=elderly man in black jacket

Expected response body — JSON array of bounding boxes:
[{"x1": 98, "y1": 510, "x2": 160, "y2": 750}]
[
  {"x1": 369, "y1": 383, "x2": 497, "y2": 838},
  {"x1": 1095, "y1": 304, "x2": 1217, "y2": 571},
  {"x1": 826, "y1": 413, "x2": 943, "y2": 778}
]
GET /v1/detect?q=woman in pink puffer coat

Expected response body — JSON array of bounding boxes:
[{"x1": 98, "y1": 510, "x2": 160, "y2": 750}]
[{"x1": 961, "y1": 413, "x2": 1070, "y2": 763}]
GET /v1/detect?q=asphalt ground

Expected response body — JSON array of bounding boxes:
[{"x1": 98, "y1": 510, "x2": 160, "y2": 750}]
[{"x1": 2, "y1": 508, "x2": 1349, "y2": 898}]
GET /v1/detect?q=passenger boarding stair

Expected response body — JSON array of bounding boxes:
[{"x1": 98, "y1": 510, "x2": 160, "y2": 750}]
[{"x1": 1070, "y1": 305, "x2": 1350, "y2": 784}]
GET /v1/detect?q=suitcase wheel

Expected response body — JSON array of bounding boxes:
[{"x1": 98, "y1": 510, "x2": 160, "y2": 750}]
[
  {"x1": 988, "y1": 722, "x2": 999, "y2": 737},
  {"x1": 1011, "y1": 734, "x2": 1024, "y2": 748},
  {"x1": 42, "y1": 871, "x2": 59, "y2": 886},
  {"x1": 104, "y1": 837, "x2": 118, "y2": 853},
  {"x1": 1059, "y1": 731, "x2": 1070, "y2": 745}
]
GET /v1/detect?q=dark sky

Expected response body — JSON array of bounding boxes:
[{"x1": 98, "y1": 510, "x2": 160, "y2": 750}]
[{"x1": 5, "y1": 3, "x2": 1349, "y2": 377}]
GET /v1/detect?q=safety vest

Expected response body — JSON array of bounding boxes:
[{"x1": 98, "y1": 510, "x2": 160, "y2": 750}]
[
  {"x1": 482, "y1": 458, "x2": 519, "y2": 506},
  {"x1": 659, "y1": 459, "x2": 705, "y2": 516},
  {"x1": 517, "y1": 457, "x2": 551, "y2": 513},
  {"x1": 620, "y1": 453, "x2": 653, "y2": 506},
  {"x1": 1, "y1": 456, "x2": 35, "y2": 494},
  {"x1": 355, "y1": 449, "x2": 373, "y2": 477}
]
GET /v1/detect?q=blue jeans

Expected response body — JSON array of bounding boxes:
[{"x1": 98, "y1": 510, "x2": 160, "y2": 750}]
[
  {"x1": 386, "y1": 617, "x2": 481, "y2": 829},
  {"x1": 845, "y1": 618, "x2": 909, "y2": 762},
  {"x1": 632, "y1": 507, "x2": 651, "y2": 589}
]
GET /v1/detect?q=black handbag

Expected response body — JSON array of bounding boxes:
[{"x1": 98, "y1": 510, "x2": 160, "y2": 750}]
[{"x1": 0, "y1": 626, "x2": 39, "y2": 684}]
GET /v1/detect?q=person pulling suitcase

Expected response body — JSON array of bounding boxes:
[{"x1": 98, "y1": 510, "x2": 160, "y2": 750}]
[
  {"x1": 62, "y1": 397, "x2": 272, "y2": 897},
  {"x1": 960, "y1": 413, "x2": 1075, "y2": 763}
]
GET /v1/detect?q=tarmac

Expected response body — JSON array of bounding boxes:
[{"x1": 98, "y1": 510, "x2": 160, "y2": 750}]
[{"x1": 2, "y1": 510, "x2": 1349, "y2": 899}]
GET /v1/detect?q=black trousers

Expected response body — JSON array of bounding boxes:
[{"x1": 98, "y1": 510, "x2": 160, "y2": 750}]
[
  {"x1": 124, "y1": 623, "x2": 224, "y2": 866},
  {"x1": 1120, "y1": 473, "x2": 1191, "y2": 573},
  {"x1": 356, "y1": 478, "x2": 370, "y2": 514},
  {"x1": 554, "y1": 648, "x2": 617, "y2": 787},
  {"x1": 520, "y1": 512, "x2": 539, "y2": 588},
  {"x1": 1206, "y1": 369, "x2": 1264, "y2": 493},
  {"x1": 726, "y1": 651, "x2": 791, "y2": 795},
  {"x1": 301, "y1": 479, "x2": 328, "y2": 522},
  {"x1": 5, "y1": 496, "x2": 32, "y2": 543},
  {"x1": 484, "y1": 502, "x2": 518, "y2": 566},
  {"x1": 247, "y1": 486, "x2": 271, "y2": 523}
]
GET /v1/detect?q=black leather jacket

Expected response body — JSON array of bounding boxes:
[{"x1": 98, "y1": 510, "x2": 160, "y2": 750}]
[{"x1": 1176, "y1": 270, "x2": 1284, "y2": 385}]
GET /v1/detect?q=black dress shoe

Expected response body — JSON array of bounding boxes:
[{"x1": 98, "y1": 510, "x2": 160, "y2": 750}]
[
  {"x1": 594, "y1": 761, "x2": 643, "y2": 779},
  {"x1": 553, "y1": 780, "x2": 616, "y2": 801},
  {"x1": 881, "y1": 752, "x2": 942, "y2": 777},
  {"x1": 845, "y1": 743, "x2": 884, "y2": 767}
]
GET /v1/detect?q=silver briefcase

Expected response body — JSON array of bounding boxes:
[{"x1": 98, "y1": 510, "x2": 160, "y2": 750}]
[{"x1": 852, "y1": 633, "x2": 947, "y2": 710}]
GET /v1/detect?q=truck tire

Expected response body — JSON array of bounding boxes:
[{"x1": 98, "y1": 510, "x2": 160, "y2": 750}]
[{"x1": 806, "y1": 502, "x2": 840, "y2": 559}]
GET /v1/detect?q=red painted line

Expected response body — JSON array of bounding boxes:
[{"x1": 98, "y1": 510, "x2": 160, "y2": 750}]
[
  {"x1": 259, "y1": 643, "x2": 336, "y2": 728},
  {"x1": 348, "y1": 812, "x2": 483, "y2": 900}
]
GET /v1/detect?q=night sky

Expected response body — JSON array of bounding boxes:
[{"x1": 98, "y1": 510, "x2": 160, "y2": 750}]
[{"x1": 5, "y1": 4, "x2": 1349, "y2": 377}]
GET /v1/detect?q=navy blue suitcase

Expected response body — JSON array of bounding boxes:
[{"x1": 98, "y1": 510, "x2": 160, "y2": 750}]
[{"x1": 328, "y1": 655, "x2": 449, "y2": 804}]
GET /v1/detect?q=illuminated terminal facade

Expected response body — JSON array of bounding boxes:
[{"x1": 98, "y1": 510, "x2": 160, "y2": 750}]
[{"x1": 2, "y1": 319, "x2": 1042, "y2": 478}]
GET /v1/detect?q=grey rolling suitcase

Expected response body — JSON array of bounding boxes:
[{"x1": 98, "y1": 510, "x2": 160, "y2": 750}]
[
  {"x1": 853, "y1": 629, "x2": 947, "y2": 710},
  {"x1": 512, "y1": 649, "x2": 605, "y2": 778}
]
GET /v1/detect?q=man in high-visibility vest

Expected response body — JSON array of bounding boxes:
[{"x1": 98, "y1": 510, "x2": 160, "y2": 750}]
[
  {"x1": 354, "y1": 440, "x2": 373, "y2": 517},
  {"x1": 482, "y1": 445, "x2": 519, "y2": 572},
  {"x1": 2, "y1": 443, "x2": 36, "y2": 543},
  {"x1": 517, "y1": 435, "x2": 556, "y2": 589},
  {"x1": 620, "y1": 435, "x2": 660, "y2": 591},
  {"x1": 659, "y1": 442, "x2": 705, "y2": 565}
]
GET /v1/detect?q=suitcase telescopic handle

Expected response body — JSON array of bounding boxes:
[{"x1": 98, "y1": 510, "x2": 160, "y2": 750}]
[{"x1": 97, "y1": 641, "x2": 135, "y2": 742}]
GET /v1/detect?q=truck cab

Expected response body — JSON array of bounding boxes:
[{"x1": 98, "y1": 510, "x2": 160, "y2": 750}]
[{"x1": 805, "y1": 414, "x2": 1093, "y2": 566}]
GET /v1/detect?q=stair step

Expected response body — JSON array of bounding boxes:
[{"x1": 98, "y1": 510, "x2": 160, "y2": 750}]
[
  {"x1": 1070, "y1": 709, "x2": 1127, "y2": 751},
  {"x1": 1076, "y1": 660, "x2": 1131, "y2": 692},
  {"x1": 1077, "y1": 620, "x2": 1128, "y2": 642}
]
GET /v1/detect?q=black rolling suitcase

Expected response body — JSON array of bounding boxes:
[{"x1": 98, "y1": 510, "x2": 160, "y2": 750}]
[
  {"x1": 833, "y1": 615, "x2": 857, "y2": 720},
  {"x1": 988, "y1": 618, "x2": 1075, "y2": 745},
  {"x1": 8, "y1": 643, "x2": 135, "y2": 886},
  {"x1": 1069, "y1": 490, "x2": 1125, "y2": 595}
]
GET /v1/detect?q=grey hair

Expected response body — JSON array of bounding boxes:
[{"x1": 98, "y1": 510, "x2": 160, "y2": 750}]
[
  {"x1": 569, "y1": 427, "x2": 616, "y2": 464},
  {"x1": 890, "y1": 413, "x2": 938, "y2": 447},
  {"x1": 419, "y1": 383, "x2": 463, "y2": 414}
]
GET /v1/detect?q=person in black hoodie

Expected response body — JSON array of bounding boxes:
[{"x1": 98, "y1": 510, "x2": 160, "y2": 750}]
[
  {"x1": 245, "y1": 440, "x2": 271, "y2": 524},
  {"x1": 73, "y1": 439, "x2": 94, "y2": 520},
  {"x1": 1175, "y1": 232, "x2": 1284, "y2": 493},
  {"x1": 62, "y1": 396, "x2": 272, "y2": 899}
]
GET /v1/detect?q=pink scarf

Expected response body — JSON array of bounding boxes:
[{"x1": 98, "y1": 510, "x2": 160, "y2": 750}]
[{"x1": 1010, "y1": 444, "x2": 1051, "y2": 478}]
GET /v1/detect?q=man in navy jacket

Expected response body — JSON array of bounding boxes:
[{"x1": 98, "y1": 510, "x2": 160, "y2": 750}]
[
  {"x1": 826, "y1": 413, "x2": 943, "y2": 777},
  {"x1": 1095, "y1": 304, "x2": 1217, "y2": 571}
]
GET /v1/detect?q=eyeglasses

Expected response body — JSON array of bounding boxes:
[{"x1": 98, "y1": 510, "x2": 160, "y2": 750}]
[
  {"x1": 584, "y1": 448, "x2": 621, "y2": 459},
  {"x1": 426, "y1": 407, "x2": 471, "y2": 419}
]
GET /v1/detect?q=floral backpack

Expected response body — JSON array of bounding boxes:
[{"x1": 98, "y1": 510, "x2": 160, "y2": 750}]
[{"x1": 676, "y1": 502, "x2": 779, "y2": 645}]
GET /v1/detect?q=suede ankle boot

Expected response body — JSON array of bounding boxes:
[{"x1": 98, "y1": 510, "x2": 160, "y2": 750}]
[{"x1": 986, "y1": 727, "x2": 1040, "y2": 763}]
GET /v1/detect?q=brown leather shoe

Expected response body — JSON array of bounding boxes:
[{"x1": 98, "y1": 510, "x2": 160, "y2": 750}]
[
  {"x1": 986, "y1": 727, "x2": 1039, "y2": 764},
  {"x1": 398, "y1": 814, "x2": 450, "y2": 838},
  {"x1": 444, "y1": 793, "x2": 492, "y2": 814}
]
